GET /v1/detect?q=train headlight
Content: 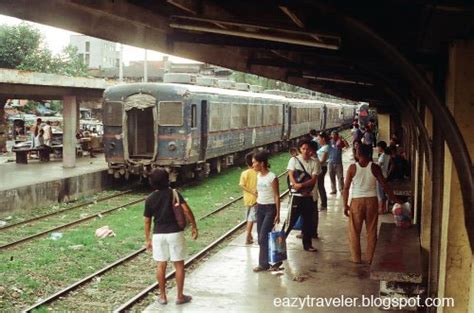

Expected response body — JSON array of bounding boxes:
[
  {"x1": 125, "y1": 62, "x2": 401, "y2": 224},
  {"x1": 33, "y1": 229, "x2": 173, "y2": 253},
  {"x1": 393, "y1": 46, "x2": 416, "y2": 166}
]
[{"x1": 168, "y1": 142, "x2": 177, "y2": 151}]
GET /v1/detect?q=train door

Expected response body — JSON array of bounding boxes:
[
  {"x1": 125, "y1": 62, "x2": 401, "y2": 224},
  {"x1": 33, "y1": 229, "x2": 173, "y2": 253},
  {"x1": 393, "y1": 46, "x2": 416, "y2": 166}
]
[
  {"x1": 283, "y1": 103, "x2": 290, "y2": 140},
  {"x1": 199, "y1": 100, "x2": 208, "y2": 161},
  {"x1": 322, "y1": 105, "x2": 327, "y2": 130},
  {"x1": 123, "y1": 94, "x2": 156, "y2": 160}
]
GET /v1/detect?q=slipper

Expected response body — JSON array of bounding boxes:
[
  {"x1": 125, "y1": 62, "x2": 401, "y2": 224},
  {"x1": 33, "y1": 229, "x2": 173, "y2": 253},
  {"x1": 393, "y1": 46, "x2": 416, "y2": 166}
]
[
  {"x1": 304, "y1": 247, "x2": 318, "y2": 252},
  {"x1": 269, "y1": 261, "x2": 283, "y2": 271},
  {"x1": 176, "y1": 294, "x2": 192, "y2": 305},
  {"x1": 253, "y1": 265, "x2": 268, "y2": 272},
  {"x1": 157, "y1": 298, "x2": 168, "y2": 305}
]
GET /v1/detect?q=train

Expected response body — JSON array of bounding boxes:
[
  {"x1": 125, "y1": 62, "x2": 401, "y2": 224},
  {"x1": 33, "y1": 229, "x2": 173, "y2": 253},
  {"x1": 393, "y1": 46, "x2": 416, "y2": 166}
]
[{"x1": 102, "y1": 73, "x2": 357, "y2": 181}]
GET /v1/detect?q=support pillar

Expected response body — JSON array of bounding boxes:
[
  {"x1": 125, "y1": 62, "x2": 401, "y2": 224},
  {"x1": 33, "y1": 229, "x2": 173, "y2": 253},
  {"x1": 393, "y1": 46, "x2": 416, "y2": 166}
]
[
  {"x1": 438, "y1": 40, "x2": 474, "y2": 313},
  {"x1": 63, "y1": 96, "x2": 77, "y2": 168},
  {"x1": 377, "y1": 113, "x2": 390, "y2": 142}
]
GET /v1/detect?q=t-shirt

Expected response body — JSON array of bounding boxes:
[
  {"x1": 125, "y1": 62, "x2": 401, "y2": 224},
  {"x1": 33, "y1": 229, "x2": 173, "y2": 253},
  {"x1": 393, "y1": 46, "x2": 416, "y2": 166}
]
[
  {"x1": 328, "y1": 139, "x2": 343, "y2": 164},
  {"x1": 351, "y1": 128, "x2": 362, "y2": 142},
  {"x1": 239, "y1": 168, "x2": 257, "y2": 206},
  {"x1": 317, "y1": 144, "x2": 330, "y2": 167},
  {"x1": 144, "y1": 189, "x2": 185, "y2": 234},
  {"x1": 257, "y1": 172, "x2": 277, "y2": 204},
  {"x1": 311, "y1": 157, "x2": 322, "y2": 201},
  {"x1": 378, "y1": 153, "x2": 390, "y2": 178},
  {"x1": 287, "y1": 156, "x2": 319, "y2": 197}
]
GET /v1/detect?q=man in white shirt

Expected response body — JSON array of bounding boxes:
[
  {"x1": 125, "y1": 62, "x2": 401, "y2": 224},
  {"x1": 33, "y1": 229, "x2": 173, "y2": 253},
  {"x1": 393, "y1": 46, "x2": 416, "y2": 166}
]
[{"x1": 286, "y1": 139, "x2": 319, "y2": 252}]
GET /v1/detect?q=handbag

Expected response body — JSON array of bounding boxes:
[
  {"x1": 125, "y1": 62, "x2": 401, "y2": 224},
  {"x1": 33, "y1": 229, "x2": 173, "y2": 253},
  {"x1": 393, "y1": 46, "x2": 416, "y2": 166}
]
[
  {"x1": 287, "y1": 157, "x2": 312, "y2": 194},
  {"x1": 171, "y1": 189, "x2": 187, "y2": 230},
  {"x1": 268, "y1": 229, "x2": 287, "y2": 264}
]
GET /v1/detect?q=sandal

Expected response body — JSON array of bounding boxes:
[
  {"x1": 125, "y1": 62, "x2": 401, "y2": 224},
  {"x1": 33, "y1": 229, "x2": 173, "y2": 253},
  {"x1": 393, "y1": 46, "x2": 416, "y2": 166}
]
[
  {"x1": 269, "y1": 261, "x2": 283, "y2": 271},
  {"x1": 304, "y1": 247, "x2": 318, "y2": 252},
  {"x1": 176, "y1": 294, "x2": 192, "y2": 305},
  {"x1": 253, "y1": 265, "x2": 268, "y2": 272},
  {"x1": 157, "y1": 298, "x2": 168, "y2": 305}
]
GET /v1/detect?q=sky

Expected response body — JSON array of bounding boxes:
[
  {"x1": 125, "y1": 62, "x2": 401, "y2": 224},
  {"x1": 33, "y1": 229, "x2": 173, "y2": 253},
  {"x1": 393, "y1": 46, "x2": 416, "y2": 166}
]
[{"x1": 0, "y1": 14, "x2": 200, "y2": 65}]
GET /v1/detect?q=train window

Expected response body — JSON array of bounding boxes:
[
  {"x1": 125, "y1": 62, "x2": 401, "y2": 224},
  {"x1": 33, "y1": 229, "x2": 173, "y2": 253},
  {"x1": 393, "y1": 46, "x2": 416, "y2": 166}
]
[
  {"x1": 291, "y1": 108, "x2": 298, "y2": 124},
  {"x1": 231, "y1": 104, "x2": 248, "y2": 129},
  {"x1": 263, "y1": 105, "x2": 278, "y2": 126},
  {"x1": 248, "y1": 105, "x2": 257, "y2": 127},
  {"x1": 255, "y1": 105, "x2": 263, "y2": 127},
  {"x1": 210, "y1": 102, "x2": 230, "y2": 131},
  {"x1": 103, "y1": 101, "x2": 123, "y2": 126},
  {"x1": 158, "y1": 101, "x2": 183, "y2": 126},
  {"x1": 191, "y1": 104, "x2": 197, "y2": 128}
]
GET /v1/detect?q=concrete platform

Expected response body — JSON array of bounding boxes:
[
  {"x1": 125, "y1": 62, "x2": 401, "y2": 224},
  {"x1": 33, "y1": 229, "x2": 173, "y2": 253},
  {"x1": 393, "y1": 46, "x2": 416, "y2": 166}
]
[
  {"x1": 0, "y1": 154, "x2": 113, "y2": 214},
  {"x1": 144, "y1": 169, "x2": 396, "y2": 312}
]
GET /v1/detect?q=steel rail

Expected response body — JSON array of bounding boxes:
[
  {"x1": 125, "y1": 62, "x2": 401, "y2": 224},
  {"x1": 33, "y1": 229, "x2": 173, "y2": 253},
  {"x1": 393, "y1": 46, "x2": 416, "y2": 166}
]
[
  {"x1": 0, "y1": 189, "x2": 136, "y2": 231},
  {"x1": 21, "y1": 248, "x2": 145, "y2": 313},
  {"x1": 114, "y1": 190, "x2": 290, "y2": 312},
  {"x1": 19, "y1": 186, "x2": 290, "y2": 312},
  {"x1": 0, "y1": 197, "x2": 145, "y2": 250},
  {"x1": 198, "y1": 171, "x2": 288, "y2": 220}
]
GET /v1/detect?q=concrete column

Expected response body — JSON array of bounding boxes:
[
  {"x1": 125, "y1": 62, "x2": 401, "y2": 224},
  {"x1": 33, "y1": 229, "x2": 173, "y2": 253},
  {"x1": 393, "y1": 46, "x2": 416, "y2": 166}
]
[
  {"x1": 420, "y1": 107, "x2": 432, "y2": 248},
  {"x1": 63, "y1": 96, "x2": 77, "y2": 168},
  {"x1": 438, "y1": 40, "x2": 474, "y2": 313},
  {"x1": 377, "y1": 113, "x2": 390, "y2": 142}
]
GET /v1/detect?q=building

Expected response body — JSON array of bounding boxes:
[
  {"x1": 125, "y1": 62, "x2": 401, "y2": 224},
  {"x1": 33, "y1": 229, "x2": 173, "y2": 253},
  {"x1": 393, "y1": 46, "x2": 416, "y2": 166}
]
[{"x1": 69, "y1": 35, "x2": 119, "y2": 69}]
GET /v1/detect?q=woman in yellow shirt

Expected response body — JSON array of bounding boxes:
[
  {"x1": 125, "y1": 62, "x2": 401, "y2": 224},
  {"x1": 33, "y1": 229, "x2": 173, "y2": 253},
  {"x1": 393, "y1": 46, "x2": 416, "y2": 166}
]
[{"x1": 239, "y1": 152, "x2": 258, "y2": 244}]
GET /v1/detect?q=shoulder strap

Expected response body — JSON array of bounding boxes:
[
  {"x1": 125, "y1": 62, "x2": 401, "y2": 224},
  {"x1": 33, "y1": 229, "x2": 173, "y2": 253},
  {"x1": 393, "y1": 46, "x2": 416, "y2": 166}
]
[
  {"x1": 294, "y1": 157, "x2": 310, "y2": 176},
  {"x1": 172, "y1": 189, "x2": 180, "y2": 205}
]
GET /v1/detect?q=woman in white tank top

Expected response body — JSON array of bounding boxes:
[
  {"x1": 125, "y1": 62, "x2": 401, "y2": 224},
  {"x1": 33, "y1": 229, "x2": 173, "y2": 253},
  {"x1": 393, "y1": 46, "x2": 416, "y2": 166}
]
[{"x1": 252, "y1": 151, "x2": 281, "y2": 272}]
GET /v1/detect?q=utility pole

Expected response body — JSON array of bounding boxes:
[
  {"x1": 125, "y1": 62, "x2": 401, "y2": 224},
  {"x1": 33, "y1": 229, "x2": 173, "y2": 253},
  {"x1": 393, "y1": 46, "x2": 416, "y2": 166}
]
[
  {"x1": 144, "y1": 49, "x2": 148, "y2": 82},
  {"x1": 119, "y1": 43, "x2": 123, "y2": 82}
]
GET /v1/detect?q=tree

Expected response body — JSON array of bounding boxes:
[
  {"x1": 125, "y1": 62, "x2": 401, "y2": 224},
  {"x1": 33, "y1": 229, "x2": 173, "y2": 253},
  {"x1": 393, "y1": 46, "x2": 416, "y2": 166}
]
[
  {"x1": 231, "y1": 71, "x2": 300, "y2": 92},
  {"x1": 0, "y1": 23, "x2": 88, "y2": 76},
  {"x1": 0, "y1": 23, "x2": 42, "y2": 69}
]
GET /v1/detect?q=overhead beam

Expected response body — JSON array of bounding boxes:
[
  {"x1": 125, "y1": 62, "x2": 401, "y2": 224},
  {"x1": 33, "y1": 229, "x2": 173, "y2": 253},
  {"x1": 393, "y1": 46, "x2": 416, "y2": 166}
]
[
  {"x1": 169, "y1": 23, "x2": 340, "y2": 49},
  {"x1": 0, "y1": 0, "x2": 169, "y2": 51},
  {"x1": 170, "y1": 15, "x2": 340, "y2": 41}
]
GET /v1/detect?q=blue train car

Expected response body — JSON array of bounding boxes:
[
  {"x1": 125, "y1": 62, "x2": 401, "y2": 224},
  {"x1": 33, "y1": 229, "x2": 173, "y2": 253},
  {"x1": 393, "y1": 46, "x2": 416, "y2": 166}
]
[{"x1": 103, "y1": 74, "x2": 356, "y2": 181}]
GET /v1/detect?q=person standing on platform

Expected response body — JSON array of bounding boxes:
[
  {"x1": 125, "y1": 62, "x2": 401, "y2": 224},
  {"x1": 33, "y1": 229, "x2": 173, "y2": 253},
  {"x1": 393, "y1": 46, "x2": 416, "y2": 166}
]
[
  {"x1": 239, "y1": 152, "x2": 258, "y2": 245},
  {"x1": 286, "y1": 139, "x2": 319, "y2": 251},
  {"x1": 30, "y1": 118, "x2": 42, "y2": 147},
  {"x1": 35, "y1": 129, "x2": 45, "y2": 147},
  {"x1": 343, "y1": 144, "x2": 400, "y2": 264},
  {"x1": 43, "y1": 121, "x2": 52, "y2": 147},
  {"x1": 376, "y1": 141, "x2": 391, "y2": 214},
  {"x1": 252, "y1": 151, "x2": 281, "y2": 272},
  {"x1": 317, "y1": 132, "x2": 330, "y2": 210},
  {"x1": 309, "y1": 140, "x2": 322, "y2": 238},
  {"x1": 328, "y1": 131, "x2": 348, "y2": 195},
  {"x1": 144, "y1": 168, "x2": 198, "y2": 305}
]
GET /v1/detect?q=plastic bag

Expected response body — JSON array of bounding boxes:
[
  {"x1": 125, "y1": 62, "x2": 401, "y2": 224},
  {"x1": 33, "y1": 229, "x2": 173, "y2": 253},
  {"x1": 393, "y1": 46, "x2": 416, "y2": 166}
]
[
  {"x1": 268, "y1": 230, "x2": 287, "y2": 263},
  {"x1": 392, "y1": 202, "x2": 412, "y2": 228},
  {"x1": 293, "y1": 216, "x2": 303, "y2": 231},
  {"x1": 95, "y1": 226, "x2": 116, "y2": 238}
]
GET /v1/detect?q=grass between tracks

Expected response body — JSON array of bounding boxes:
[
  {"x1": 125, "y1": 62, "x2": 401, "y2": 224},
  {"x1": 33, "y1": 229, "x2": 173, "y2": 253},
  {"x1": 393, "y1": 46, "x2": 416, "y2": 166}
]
[{"x1": 0, "y1": 151, "x2": 291, "y2": 312}]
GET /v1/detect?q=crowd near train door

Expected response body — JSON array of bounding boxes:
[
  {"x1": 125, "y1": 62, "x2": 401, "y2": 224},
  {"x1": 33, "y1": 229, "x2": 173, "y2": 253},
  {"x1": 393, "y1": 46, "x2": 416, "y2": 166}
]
[{"x1": 124, "y1": 94, "x2": 156, "y2": 160}]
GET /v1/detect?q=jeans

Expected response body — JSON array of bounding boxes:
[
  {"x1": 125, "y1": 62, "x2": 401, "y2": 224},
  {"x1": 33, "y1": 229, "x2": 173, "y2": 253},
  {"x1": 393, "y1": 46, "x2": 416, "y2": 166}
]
[
  {"x1": 328, "y1": 162, "x2": 344, "y2": 193},
  {"x1": 284, "y1": 196, "x2": 314, "y2": 249},
  {"x1": 256, "y1": 203, "x2": 276, "y2": 268},
  {"x1": 318, "y1": 166, "x2": 328, "y2": 208},
  {"x1": 312, "y1": 201, "x2": 319, "y2": 237}
]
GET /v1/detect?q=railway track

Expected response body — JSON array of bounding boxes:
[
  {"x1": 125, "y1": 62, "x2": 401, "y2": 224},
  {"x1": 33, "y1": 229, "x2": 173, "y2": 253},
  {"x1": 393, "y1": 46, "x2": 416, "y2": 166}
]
[
  {"x1": 0, "y1": 189, "x2": 136, "y2": 231},
  {"x1": 20, "y1": 174, "x2": 289, "y2": 312},
  {"x1": 0, "y1": 192, "x2": 146, "y2": 250}
]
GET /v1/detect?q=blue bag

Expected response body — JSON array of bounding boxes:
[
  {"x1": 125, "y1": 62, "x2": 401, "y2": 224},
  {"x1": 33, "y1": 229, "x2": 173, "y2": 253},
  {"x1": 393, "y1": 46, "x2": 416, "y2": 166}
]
[
  {"x1": 293, "y1": 216, "x2": 303, "y2": 230},
  {"x1": 268, "y1": 230, "x2": 287, "y2": 264}
]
